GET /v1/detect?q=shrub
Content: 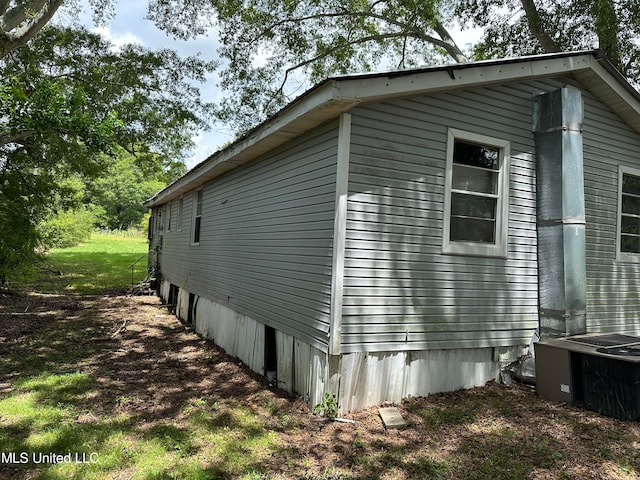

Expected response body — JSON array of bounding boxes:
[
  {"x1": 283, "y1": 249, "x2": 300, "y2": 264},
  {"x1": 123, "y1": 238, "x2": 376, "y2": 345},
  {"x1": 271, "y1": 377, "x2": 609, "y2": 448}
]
[{"x1": 38, "y1": 207, "x2": 96, "y2": 249}]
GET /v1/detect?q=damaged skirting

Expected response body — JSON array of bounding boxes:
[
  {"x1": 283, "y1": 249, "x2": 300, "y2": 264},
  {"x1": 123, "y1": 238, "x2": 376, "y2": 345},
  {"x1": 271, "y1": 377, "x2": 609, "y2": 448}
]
[
  {"x1": 335, "y1": 347, "x2": 521, "y2": 412},
  {"x1": 160, "y1": 281, "x2": 328, "y2": 408},
  {"x1": 160, "y1": 280, "x2": 528, "y2": 413}
]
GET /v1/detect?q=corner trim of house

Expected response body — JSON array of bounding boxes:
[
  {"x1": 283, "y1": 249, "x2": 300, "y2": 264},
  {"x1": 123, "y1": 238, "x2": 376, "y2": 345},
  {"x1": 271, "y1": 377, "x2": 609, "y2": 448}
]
[{"x1": 329, "y1": 113, "x2": 352, "y2": 355}]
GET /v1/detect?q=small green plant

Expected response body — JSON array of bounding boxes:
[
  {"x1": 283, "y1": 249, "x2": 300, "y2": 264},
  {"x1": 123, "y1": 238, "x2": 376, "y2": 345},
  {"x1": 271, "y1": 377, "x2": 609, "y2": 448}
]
[
  {"x1": 312, "y1": 393, "x2": 339, "y2": 420},
  {"x1": 241, "y1": 472, "x2": 265, "y2": 480}
]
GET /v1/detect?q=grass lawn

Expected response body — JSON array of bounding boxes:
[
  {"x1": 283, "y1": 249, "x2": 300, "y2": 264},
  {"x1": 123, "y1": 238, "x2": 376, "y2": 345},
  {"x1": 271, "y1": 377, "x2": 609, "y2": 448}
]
[
  {"x1": 2, "y1": 234, "x2": 640, "y2": 479},
  {"x1": 32, "y1": 232, "x2": 149, "y2": 294}
]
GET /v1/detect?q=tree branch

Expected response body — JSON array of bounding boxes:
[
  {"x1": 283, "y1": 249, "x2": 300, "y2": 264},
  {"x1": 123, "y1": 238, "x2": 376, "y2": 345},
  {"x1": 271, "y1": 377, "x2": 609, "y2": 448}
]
[
  {"x1": 249, "y1": 7, "x2": 467, "y2": 63},
  {"x1": 267, "y1": 31, "x2": 420, "y2": 112},
  {"x1": 431, "y1": 19, "x2": 469, "y2": 62},
  {"x1": 592, "y1": 0, "x2": 620, "y2": 68},
  {"x1": 0, "y1": 130, "x2": 36, "y2": 147},
  {"x1": 11, "y1": 164, "x2": 56, "y2": 212},
  {"x1": 0, "y1": 0, "x2": 64, "y2": 58},
  {"x1": 0, "y1": 125, "x2": 85, "y2": 149},
  {"x1": 0, "y1": 0, "x2": 10, "y2": 16},
  {"x1": 398, "y1": 36, "x2": 408, "y2": 69},
  {"x1": 0, "y1": 0, "x2": 51, "y2": 32},
  {"x1": 252, "y1": 11, "x2": 351, "y2": 42},
  {"x1": 519, "y1": 0, "x2": 559, "y2": 52}
]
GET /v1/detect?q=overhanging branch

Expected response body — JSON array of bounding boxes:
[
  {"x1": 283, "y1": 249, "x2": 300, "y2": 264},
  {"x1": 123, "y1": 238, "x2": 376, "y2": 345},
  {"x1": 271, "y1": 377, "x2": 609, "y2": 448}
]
[
  {"x1": 0, "y1": 0, "x2": 51, "y2": 32},
  {"x1": 266, "y1": 31, "x2": 418, "y2": 112},
  {"x1": 0, "y1": 0, "x2": 64, "y2": 58},
  {"x1": 248, "y1": 7, "x2": 467, "y2": 64}
]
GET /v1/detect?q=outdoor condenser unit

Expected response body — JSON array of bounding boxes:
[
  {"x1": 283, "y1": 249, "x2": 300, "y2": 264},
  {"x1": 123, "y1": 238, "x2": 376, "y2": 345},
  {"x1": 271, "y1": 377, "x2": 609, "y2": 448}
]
[{"x1": 535, "y1": 333, "x2": 640, "y2": 421}]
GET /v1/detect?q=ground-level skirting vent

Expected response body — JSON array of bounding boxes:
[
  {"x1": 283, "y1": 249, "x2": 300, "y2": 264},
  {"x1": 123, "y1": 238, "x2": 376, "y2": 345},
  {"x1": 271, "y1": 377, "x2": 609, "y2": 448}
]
[
  {"x1": 167, "y1": 284, "x2": 179, "y2": 314},
  {"x1": 159, "y1": 280, "x2": 525, "y2": 413}
]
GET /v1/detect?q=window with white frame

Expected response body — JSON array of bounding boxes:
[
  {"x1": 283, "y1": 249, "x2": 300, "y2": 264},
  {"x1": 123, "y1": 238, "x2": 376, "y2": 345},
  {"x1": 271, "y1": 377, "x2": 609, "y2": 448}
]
[
  {"x1": 618, "y1": 166, "x2": 640, "y2": 260},
  {"x1": 192, "y1": 188, "x2": 203, "y2": 244},
  {"x1": 443, "y1": 129, "x2": 510, "y2": 257}
]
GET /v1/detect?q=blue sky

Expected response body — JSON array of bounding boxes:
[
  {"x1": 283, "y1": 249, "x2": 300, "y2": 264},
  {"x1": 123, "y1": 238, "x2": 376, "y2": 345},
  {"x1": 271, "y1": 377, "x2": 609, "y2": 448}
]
[
  {"x1": 56, "y1": 0, "x2": 232, "y2": 168},
  {"x1": 55, "y1": 1, "x2": 482, "y2": 169}
]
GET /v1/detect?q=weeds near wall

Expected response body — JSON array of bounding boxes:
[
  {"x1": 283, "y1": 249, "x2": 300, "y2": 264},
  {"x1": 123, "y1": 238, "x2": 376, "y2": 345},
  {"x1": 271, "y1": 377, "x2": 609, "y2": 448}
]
[{"x1": 312, "y1": 393, "x2": 339, "y2": 420}]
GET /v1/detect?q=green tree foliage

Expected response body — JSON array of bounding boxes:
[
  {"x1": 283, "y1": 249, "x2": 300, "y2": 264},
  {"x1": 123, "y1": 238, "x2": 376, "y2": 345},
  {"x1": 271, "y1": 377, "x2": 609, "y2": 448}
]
[
  {"x1": 0, "y1": 165, "x2": 39, "y2": 287},
  {"x1": 34, "y1": 175, "x2": 91, "y2": 249},
  {"x1": 144, "y1": 0, "x2": 640, "y2": 132},
  {"x1": 38, "y1": 206, "x2": 97, "y2": 249},
  {"x1": 4, "y1": 1, "x2": 638, "y2": 133},
  {"x1": 87, "y1": 149, "x2": 172, "y2": 231},
  {"x1": 32, "y1": 147, "x2": 170, "y2": 248},
  {"x1": 6, "y1": 1, "x2": 640, "y2": 119},
  {"x1": 1, "y1": 25, "x2": 215, "y2": 170},
  {"x1": 457, "y1": 0, "x2": 640, "y2": 85},
  {"x1": 0, "y1": 25, "x2": 213, "y2": 285},
  {"x1": 0, "y1": 0, "x2": 119, "y2": 58},
  {"x1": 167, "y1": 0, "x2": 469, "y2": 133}
]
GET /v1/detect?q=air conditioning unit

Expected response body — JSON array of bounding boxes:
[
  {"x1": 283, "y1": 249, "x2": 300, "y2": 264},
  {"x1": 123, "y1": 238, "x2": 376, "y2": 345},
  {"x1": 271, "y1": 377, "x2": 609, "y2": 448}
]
[{"x1": 535, "y1": 333, "x2": 640, "y2": 420}]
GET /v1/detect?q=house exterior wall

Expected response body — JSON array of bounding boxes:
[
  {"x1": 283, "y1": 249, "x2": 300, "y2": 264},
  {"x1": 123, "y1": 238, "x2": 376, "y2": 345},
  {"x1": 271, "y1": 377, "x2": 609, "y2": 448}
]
[
  {"x1": 147, "y1": 67, "x2": 640, "y2": 413},
  {"x1": 340, "y1": 79, "x2": 569, "y2": 354},
  {"x1": 156, "y1": 121, "x2": 340, "y2": 352},
  {"x1": 582, "y1": 91, "x2": 640, "y2": 333}
]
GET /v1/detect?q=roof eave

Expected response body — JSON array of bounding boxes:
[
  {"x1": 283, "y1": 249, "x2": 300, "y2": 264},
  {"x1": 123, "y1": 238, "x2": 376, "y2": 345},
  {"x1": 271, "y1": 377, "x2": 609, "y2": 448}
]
[
  {"x1": 144, "y1": 81, "x2": 360, "y2": 207},
  {"x1": 145, "y1": 51, "x2": 640, "y2": 208},
  {"x1": 331, "y1": 50, "x2": 596, "y2": 102}
]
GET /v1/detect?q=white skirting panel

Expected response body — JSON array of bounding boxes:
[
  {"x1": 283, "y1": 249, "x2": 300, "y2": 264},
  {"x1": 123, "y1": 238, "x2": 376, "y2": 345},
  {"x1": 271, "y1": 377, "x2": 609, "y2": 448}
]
[
  {"x1": 338, "y1": 348, "x2": 501, "y2": 413},
  {"x1": 338, "y1": 351, "x2": 405, "y2": 413},
  {"x1": 159, "y1": 282, "x2": 507, "y2": 414},
  {"x1": 159, "y1": 280, "x2": 171, "y2": 303},
  {"x1": 293, "y1": 339, "x2": 328, "y2": 407},
  {"x1": 402, "y1": 348, "x2": 498, "y2": 397},
  {"x1": 194, "y1": 296, "x2": 264, "y2": 375},
  {"x1": 276, "y1": 331, "x2": 294, "y2": 393},
  {"x1": 164, "y1": 288, "x2": 327, "y2": 404}
]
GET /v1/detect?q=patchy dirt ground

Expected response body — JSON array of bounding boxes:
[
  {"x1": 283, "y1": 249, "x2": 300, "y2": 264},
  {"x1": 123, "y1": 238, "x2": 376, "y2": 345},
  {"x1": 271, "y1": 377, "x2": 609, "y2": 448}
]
[{"x1": 2, "y1": 289, "x2": 640, "y2": 479}]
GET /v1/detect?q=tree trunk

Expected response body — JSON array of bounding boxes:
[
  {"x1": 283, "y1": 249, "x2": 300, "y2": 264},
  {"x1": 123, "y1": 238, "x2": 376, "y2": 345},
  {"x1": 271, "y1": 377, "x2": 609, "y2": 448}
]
[
  {"x1": 433, "y1": 20, "x2": 469, "y2": 63},
  {"x1": 592, "y1": 0, "x2": 620, "y2": 69},
  {"x1": 519, "y1": 0, "x2": 559, "y2": 52}
]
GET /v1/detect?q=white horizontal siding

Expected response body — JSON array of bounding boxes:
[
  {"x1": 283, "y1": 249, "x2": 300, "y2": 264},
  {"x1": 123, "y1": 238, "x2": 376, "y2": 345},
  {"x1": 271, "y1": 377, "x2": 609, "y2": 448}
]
[
  {"x1": 153, "y1": 74, "x2": 640, "y2": 356},
  {"x1": 158, "y1": 122, "x2": 340, "y2": 351},
  {"x1": 340, "y1": 80, "x2": 564, "y2": 353},
  {"x1": 582, "y1": 90, "x2": 640, "y2": 335}
]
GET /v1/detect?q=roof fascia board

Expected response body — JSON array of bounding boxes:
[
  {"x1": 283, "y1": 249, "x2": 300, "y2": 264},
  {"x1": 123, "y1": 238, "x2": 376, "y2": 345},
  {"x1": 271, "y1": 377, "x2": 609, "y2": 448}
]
[
  {"x1": 145, "y1": 81, "x2": 357, "y2": 207},
  {"x1": 588, "y1": 55, "x2": 640, "y2": 117},
  {"x1": 332, "y1": 54, "x2": 595, "y2": 102},
  {"x1": 146, "y1": 51, "x2": 640, "y2": 208}
]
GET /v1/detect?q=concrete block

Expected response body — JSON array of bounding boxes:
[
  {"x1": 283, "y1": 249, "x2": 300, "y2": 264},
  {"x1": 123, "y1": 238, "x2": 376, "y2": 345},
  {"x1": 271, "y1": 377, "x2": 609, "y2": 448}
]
[{"x1": 379, "y1": 407, "x2": 408, "y2": 429}]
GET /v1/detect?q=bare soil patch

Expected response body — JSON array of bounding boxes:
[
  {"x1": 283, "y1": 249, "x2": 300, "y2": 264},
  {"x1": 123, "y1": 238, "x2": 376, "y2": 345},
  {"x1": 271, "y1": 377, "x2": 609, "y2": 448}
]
[{"x1": 2, "y1": 289, "x2": 640, "y2": 479}]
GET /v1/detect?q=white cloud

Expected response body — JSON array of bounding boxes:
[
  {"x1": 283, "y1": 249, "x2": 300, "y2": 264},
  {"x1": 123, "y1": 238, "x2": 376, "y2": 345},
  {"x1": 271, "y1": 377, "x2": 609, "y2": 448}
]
[
  {"x1": 450, "y1": 24, "x2": 484, "y2": 51},
  {"x1": 91, "y1": 25, "x2": 144, "y2": 49}
]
